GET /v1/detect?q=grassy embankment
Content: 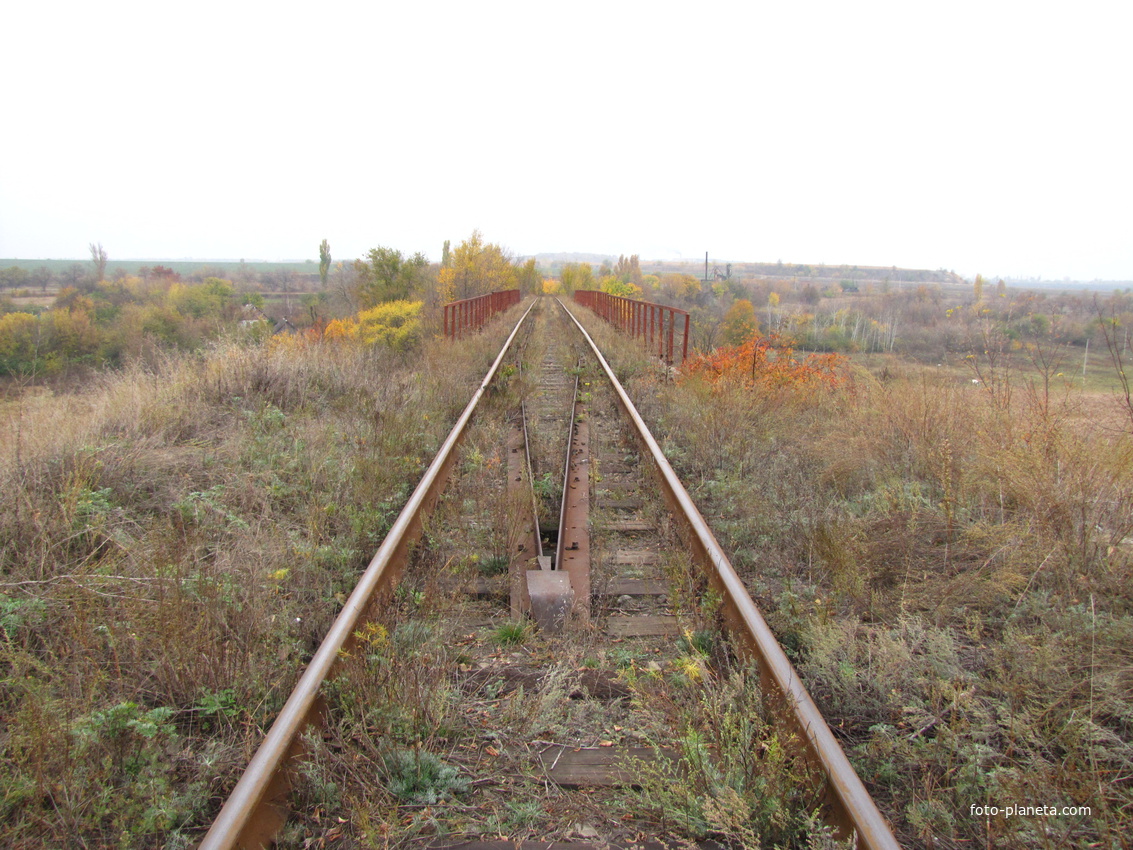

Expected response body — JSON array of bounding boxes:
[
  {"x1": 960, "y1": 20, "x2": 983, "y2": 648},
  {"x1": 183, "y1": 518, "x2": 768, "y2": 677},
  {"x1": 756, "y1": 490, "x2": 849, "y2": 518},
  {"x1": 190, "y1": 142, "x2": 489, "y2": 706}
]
[
  {"x1": 4, "y1": 280, "x2": 1132, "y2": 848},
  {"x1": 255, "y1": 300, "x2": 839, "y2": 849},
  {"x1": 574, "y1": 302, "x2": 1133, "y2": 848},
  {"x1": 0, "y1": 315, "x2": 518, "y2": 847}
]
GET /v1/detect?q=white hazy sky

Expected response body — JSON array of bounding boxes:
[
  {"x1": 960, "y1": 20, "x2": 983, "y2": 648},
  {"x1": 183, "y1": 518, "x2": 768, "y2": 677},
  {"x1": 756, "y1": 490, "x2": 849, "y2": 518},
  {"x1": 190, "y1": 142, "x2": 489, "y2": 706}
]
[{"x1": 2, "y1": 1, "x2": 1129, "y2": 281}]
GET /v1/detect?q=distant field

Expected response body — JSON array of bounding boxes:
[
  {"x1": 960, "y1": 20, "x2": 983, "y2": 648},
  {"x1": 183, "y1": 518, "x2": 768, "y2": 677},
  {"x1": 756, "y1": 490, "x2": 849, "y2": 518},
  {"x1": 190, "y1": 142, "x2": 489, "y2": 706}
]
[
  {"x1": 0, "y1": 258, "x2": 320, "y2": 277},
  {"x1": 4, "y1": 293, "x2": 53, "y2": 308},
  {"x1": 852, "y1": 349, "x2": 1132, "y2": 400}
]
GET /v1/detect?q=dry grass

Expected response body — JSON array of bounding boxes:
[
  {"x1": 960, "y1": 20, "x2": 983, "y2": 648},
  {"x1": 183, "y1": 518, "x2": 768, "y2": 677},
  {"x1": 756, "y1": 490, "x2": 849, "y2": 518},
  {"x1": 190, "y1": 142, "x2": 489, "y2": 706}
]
[
  {"x1": 258, "y1": 302, "x2": 843, "y2": 849},
  {"x1": 0, "y1": 319, "x2": 518, "y2": 847},
  {"x1": 574, "y1": 305, "x2": 1133, "y2": 849}
]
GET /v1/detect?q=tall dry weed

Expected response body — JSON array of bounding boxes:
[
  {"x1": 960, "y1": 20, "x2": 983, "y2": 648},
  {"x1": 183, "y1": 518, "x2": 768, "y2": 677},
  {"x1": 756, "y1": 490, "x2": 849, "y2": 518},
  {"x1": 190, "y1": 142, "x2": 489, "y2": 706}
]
[
  {"x1": 0, "y1": 313, "x2": 519, "y2": 846},
  {"x1": 579, "y1": 309, "x2": 1133, "y2": 847}
]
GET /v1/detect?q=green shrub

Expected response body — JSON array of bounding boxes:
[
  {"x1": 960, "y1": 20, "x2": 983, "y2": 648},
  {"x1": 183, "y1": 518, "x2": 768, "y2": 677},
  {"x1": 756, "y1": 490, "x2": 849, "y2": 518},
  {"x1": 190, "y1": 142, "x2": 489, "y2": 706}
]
[{"x1": 382, "y1": 749, "x2": 468, "y2": 804}]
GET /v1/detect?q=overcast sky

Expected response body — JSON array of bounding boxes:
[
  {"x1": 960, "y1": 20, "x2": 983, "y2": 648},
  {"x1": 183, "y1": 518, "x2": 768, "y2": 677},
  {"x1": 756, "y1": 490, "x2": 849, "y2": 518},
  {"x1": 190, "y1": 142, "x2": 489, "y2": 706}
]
[{"x1": 2, "y1": 1, "x2": 1129, "y2": 281}]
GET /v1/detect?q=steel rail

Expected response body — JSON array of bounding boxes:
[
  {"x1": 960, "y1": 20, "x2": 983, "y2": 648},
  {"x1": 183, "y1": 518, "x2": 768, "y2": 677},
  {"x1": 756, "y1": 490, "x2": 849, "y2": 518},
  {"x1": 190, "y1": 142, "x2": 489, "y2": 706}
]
[
  {"x1": 509, "y1": 397, "x2": 543, "y2": 617},
  {"x1": 557, "y1": 299, "x2": 900, "y2": 850},
  {"x1": 200, "y1": 298, "x2": 536, "y2": 850},
  {"x1": 516, "y1": 311, "x2": 543, "y2": 565},
  {"x1": 506, "y1": 318, "x2": 541, "y2": 617},
  {"x1": 521, "y1": 402, "x2": 543, "y2": 562},
  {"x1": 553, "y1": 363, "x2": 580, "y2": 571},
  {"x1": 552, "y1": 358, "x2": 591, "y2": 617}
]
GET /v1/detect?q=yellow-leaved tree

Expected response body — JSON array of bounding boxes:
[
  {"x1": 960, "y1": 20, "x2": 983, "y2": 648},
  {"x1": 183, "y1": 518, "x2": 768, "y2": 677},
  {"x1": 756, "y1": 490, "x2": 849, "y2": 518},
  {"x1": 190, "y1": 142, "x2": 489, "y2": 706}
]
[
  {"x1": 356, "y1": 300, "x2": 422, "y2": 351},
  {"x1": 599, "y1": 276, "x2": 642, "y2": 298},
  {"x1": 436, "y1": 231, "x2": 517, "y2": 302},
  {"x1": 0, "y1": 312, "x2": 41, "y2": 376},
  {"x1": 721, "y1": 299, "x2": 759, "y2": 345},
  {"x1": 559, "y1": 263, "x2": 594, "y2": 296}
]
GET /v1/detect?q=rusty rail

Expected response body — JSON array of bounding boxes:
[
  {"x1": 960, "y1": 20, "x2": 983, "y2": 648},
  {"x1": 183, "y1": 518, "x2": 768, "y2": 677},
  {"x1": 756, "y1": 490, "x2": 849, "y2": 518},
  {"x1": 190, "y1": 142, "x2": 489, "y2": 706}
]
[
  {"x1": 554, "y1": 361, "x2": 590, "y2": 619},
  {"x1": 558, "y1": 299, "x2": 899, "y2": 850},
  {"x1": 572, "y1": 290, "x2": 690, "y2": 365},
  {"x1": 200, "y1": 299, "x2": 536, "y2": 850},
  {"x1": 444, "y1": 289, "x2": 521, "y2": 339}
]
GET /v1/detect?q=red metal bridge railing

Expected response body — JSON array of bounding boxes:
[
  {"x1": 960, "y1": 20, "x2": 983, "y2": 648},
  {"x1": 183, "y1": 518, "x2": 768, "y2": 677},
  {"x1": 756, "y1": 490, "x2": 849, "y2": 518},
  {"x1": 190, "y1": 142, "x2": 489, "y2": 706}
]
[
  {"x1": 573, "y1": 290, "x2": 690, "y2": 365},
  {"x1": 443, "y1": 289, "x2": 521, "y2": 339}
]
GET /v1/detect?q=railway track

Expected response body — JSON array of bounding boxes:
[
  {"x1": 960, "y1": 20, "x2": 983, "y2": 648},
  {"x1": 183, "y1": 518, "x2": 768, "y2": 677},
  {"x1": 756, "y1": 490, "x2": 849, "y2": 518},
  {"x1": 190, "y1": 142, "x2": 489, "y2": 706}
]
[{"x1": 200, "y1": 297, "x2": 899, "y2": 849}]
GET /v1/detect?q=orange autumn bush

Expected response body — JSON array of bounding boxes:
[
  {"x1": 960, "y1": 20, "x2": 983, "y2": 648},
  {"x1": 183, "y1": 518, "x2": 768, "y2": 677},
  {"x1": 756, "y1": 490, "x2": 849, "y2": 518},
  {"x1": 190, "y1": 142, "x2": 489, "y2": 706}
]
[{"x1": 683, "y1": 333, "x2": 846, "y2": 391}]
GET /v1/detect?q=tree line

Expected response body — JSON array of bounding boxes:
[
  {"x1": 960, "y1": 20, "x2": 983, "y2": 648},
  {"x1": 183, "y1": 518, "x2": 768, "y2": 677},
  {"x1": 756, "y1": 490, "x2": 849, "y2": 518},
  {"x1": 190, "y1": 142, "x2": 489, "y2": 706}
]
[{"x1": 0, "y1": 231, "x2": 547, "y2": 379}]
